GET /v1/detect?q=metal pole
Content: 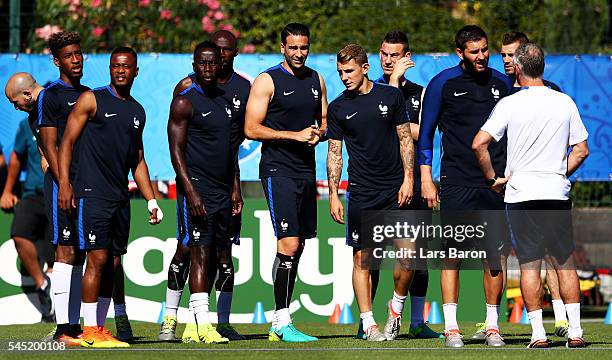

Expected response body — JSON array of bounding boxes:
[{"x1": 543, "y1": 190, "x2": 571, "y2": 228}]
[{"x1": 9, "y1": 0, "x2": 21, "y2": 53}]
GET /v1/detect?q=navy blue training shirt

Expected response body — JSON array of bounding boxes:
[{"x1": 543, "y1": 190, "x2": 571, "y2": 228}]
[
  {"x1": 73, "y1": 86, "x2": 146, "y2": 200},
  {"x1": 418, "y1": 64, "x2": 512, "y2": 187},
  {"x1": 177, "y1": 82, "x2": 234, "y2": 195},
  {"x1": 375, "y1": 75, "x2": 423, "y2": 190},
  {"x1": 510, "y1": 79, "x2": 562, "y2": 94},
  {"x1": 327, "y1": 82, "x2": 408, "y2": 191},
  {"x1": 188, "y1": 71, "x2": 250, "y2": 169},
  {"x1": 259, "y1": 64, "x2": 322, "y2": 180}
]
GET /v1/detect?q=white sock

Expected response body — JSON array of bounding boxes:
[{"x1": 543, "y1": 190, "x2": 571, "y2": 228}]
[
  {"x1": 217, "y1": 291, "x2": 232, "y2": 324},
  {"x1": 190, "y1": 292, "x2": 209, "y2": 325},
  {"x1": 97, "y1": 297, "x2": 111, "y2": 327},
  {"x1": 565, "y1": 303, "x2": 583, "y2": 338},
  {"x1": 69, "y1": 265, "x2": 83, "y2": 325},
  {"x1": 485, "y1": 304, "x2": 500, "y2": 330},
  {"x1": 442, "y1": 303, "x2": 458, "y2": 331},
  {"x1": 276, "y1": 308, "x2": 291, "y2": 327},
  {"x1": 186, "y1": 301, "x2": 196, "y2": 324},
  {"x1": 410, "y1": 296, "x2": 425, "y2": 327},
  {"x1": 114, "y1": 303, "x2": 126, "y2": 317},
  {"x1": 527, "y1": 309, "x2": 547, "y2": 342},
  {"x1": 552, "y1": 299, "x2": 568, "y2": 323},
  {"x1": 82, "y1": 302, "x2": 97, "y2": 327},
  {"x1": 51, "y1": 262, "x2": 72, "y2": 325},
  {"x1": 391, "y1": 291, "x2": 406, "y2": 316},
  {"x1": 271, "y1": 310, "x2": 278, "y2": 329},
  {"x1": 165, "y1": 288, "x2": 182, "y2": 318},
  {"x1": 360, "y1": 311, "x2": 376, "y2": 333}
]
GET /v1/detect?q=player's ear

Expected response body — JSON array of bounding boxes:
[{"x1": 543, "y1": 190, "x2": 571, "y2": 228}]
[
  {"x1": 280, "y1": 42, "x2": 285, "y2": 55},
  {"x1": 362, "y1": 62, "x2": 370, "y2": 75},
  {"x1": 135, "y1": 66, "x2": 139, "y2": 78},
  {"x1": 404, "y1": 51, "x2": 412, "y2": 59},
  {"x1": 455, "y1": 47, "x2": 464, "y2": 60},
  {"x1": 53, "y1": 56, "x2": 60, "y2": 68}
]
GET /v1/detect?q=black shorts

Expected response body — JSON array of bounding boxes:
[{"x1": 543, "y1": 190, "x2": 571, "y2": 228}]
[
  {"x1": 506, "y1": 200, "x2": 574, "y2": 265},
  {"x1": 44, "y1": 172, "x2": 77, "y2": 246},
  {"x1": 77, "y1": 197, "x2": 130, "y2": 256},
  {"x1": 176, "y1": 190, "x2": 232, "y2": 250},
  {"x1": 440, "y1": 184, "x2": 509, "y2": 269},
  {"x1": 11, "y1": 193, "x2": 48, "y2": 242},
  {"x1": 261, "y1": 177, "x2": 317, "y2": 239},
  {"x1": 346, "y1": 187, "x2": 400, "y2": 249}
]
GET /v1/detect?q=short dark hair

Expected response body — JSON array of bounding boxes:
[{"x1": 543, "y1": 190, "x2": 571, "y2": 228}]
[
  {"x1": 281, "y1": 23, "x2": 310, "y2": 44},
  {"x1": 193, "y1": 40, "x2": 221, "y2": 60},
  {"x1": 48, "y1": 31, "x2": 81, "y2": 58},
  {"x1": 455, "y1": 25, "x2": 488, "y2": 50},
  {"x1": 337, "y1": 44, "x2": 368, "y2": 66},
  {"x1": 382, "y1": 30, "x2": 410, "y2": 53},
  {"x1": 111, "y1": 46, "x2": 138, "y2": 64},
  {"x1": 514, "y1": 43, "x2": 544, "y2": 78},
  {"x1": 502, "y1": 31, "x2": 530, "y2": 46}
]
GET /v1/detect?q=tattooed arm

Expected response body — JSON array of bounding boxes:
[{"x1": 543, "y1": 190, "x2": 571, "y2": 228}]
[
  {"x1": 396, "y1": 123, "x2": 414, "y2": 207},
  {"x1": 327, "y1": 139, "x2": 344, "y2": 224}
]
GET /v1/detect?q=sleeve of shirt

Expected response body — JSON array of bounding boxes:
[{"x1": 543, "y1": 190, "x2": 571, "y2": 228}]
[
  {"x1": 325, "y1": 103, "x2": 343, "y2": 141},
  {"x1": 13, "y1": 120, "x2": 28, "y2": 155},
  {"x1": 568, "y1": 99, "x2": 588, "y2": 145},
  {"x1": 37, "y1": 88, "x2": 57, "y2": 128},
  {"x1": 393, "y1": 88, "x2": 409, "y2": 126},
  {"x1": 480, "y1": 99, "x2": 509, "y2": 142},
  {"x1": 417, "y1": 75, "x2": 444, "y2": 166}
]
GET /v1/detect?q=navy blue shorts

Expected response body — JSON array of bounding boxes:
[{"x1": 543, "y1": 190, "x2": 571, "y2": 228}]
[
  {"x1": 346, "y1": 187, "x2": 401, "y2": 249},
  {"x1": 44, "y1": 172, "x2": 77, "y2": 246},
  {"x1": 176, "y1": 190, "x2": 232, "y2": 250},
  {"x1": 439, "y1": 184, "x2": 509, "y2": 268},
  {"x1": 261, "y1": 177, "x2": 317, "y2": 239},
  {"x1": 506, "y1": 200, "x2": 574, "y2": 265},
  {"x1": 77, "y1": 197, "x2": 130, "y2": 255}
]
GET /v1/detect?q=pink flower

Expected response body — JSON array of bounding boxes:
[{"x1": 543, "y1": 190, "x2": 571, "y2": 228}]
[
  {"x1": 242, "y1": 44, "x2": 256, "y2": 54},
  {"x1": 91, "y1": 0, "x2": 102, "y2": 8},
  {"x1": 158, "y1": 36, "x2": 165, "y2": 44},
  {"x1": 205, "y1": 0, "x2": 220, "y2": 10},
  {"x1": 213, "y1": 11, "x2": 225, "y2": 20},
  {"x1": 92, "y1": 26, "x2": 105, "y2": 37},
  {"x1": 234, "y1": 30, "x2": 241, "y2": 38},
  {"x1": 35, "y1": 24, "x2": 63, "y2": 41},
  {"x1": 174, "y1": 16, "x2": 181, "y2": 25},
  {"x1": 138, "y1": 0, "x2": 150, "y2": 7},
  {"x1": 160, "y1": 9, "x2": 172, "y2": 20},
  {"x1": 219, "y1": 23, "x2": 233, "y2": 31},
  {"x1": 201, "y1": 16, "x2": 215, "y2": 33}
]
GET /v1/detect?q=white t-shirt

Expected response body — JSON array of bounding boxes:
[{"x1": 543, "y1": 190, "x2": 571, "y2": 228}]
[{"x1": 481, "y1": 86, "x2": 588, "y2": 203}]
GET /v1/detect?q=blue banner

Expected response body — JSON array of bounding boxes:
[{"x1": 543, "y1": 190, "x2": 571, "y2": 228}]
[{"x1": 1, "y1": 54, "x2": 609, "y2": 181}]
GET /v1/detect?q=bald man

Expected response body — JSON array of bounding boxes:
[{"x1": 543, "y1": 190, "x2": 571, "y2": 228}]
[
  {"x1": 4, "y1": 72, "x2": 54, "y2": 321},
  {"x1": 159, "y1": 30, "x2": 249, "y2": 342}
]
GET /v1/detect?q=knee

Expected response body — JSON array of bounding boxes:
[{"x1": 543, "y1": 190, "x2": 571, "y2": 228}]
[{"x1": 56, "y1": 246, "x2": 76, "y2": 264}]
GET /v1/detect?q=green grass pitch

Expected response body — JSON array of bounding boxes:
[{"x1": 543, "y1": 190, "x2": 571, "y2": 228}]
[{"x1": 1, "y1": 321, "x2": 611, "y2": 359}]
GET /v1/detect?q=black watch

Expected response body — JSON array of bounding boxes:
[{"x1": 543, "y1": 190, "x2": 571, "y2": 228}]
[{"x1": 485, "y1": 176, "x2": 498, "y2": 187}]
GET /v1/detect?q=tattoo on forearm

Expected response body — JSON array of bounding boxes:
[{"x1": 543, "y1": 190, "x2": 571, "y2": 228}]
[
  {"x1": 327, "y1": 140, "x2": 343, "y2": 195},
  {"x1": 397, "y1": 124, "x2": 415, "y2": 173}
]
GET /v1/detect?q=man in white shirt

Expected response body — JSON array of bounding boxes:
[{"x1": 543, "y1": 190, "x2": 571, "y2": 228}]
[{"x1": 472, "y1": 43, "x2": 589, "y2": 349}]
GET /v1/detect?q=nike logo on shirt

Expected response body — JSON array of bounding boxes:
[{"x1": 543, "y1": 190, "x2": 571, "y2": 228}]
[
  {"x1": 68, "y1": 101, "x2": 77, "y2": 106},
  {"x1": 283, "y1": 91, "x2": 295, "y2": 96},
  {"x1": 453, "y1": 91, "x2": 467, "y2": 97},
  {"x1": 346, "y1": 112, "x2": 358, "y2": 119},
  {"x1": 202, "y1": 112, "x2": 212, "y2": 117},
  {"x1": 104, "y1": 113, "x2": 117, "y2": 117}
]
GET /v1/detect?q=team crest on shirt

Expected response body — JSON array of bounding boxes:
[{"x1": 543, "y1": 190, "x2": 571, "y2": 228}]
[
  {"x1": 232, "y1": 95, "x2": 241, "y2": 109},
  {"x1": 133, "y1": 116, "x2": 140, "y2": 129},
  {"x1": 379, "y1": 102, "x2": 389, "y2": 117},
  {"x1": 225, "y1": 106, "x2": 232, "y2": 118},
  {"x1": 411, "y1": 97, "x2": 420, "y2": 110},
  {"x1": 491, "y1": 87, "x2": 500, "y2": 100},
  {"x1": 311, "y1": 87, "x2": 319, "y2": 101}
]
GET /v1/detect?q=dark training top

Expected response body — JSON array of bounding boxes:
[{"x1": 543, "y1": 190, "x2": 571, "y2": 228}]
[
  {"x1": 259, "y1": 64, "x2": 322, "y2": 180},
  {"x1": 188, "y1": 71, "x2": 250, "y2": 170},
  {"x1": 177, "y1": 82, "x2": 235, "y2": 195},
  {"x1": 327, "y1": 82, "x2": 408, "y2": 191},
  {"x1": 418, "y1": 64, "x2": 512, "y2": 187},
  {"x1": 37, "y1": 79, "x2": 90, "y2": 181},
  {"x1": 73, "y1": 86, "x2": 146, "y2": 200},
  {"x1": 510, "y1": 79, "x2": 562, "y2": 94},
  {"x1": 14, "y1": 118, "x2": 44, "y2": 197},
  {"x1": 375, "y1": 75, "x2": 423, "y2": 190}
]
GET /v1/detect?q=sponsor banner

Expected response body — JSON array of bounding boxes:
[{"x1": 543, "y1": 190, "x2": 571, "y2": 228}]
[
  {"x1": 0, "y1": 199, "x2": 498, "y2": 324},
  {"x1": 1, "y1": 54, "x2": 609, "y2": 181}
]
